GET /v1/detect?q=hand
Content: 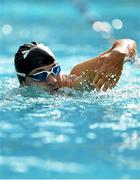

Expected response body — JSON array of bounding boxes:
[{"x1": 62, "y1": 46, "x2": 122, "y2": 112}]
[{"x1": 93, "y1": 51, "x2": 125, "y2": 91}]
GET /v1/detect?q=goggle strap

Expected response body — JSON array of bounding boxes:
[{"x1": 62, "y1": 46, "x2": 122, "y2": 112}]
[
  {"x1": 16, "y1": 72, "x2": 26, "y2": 77},
  {"x1": 32, "y1": 65, "x2": 60, "y2": 76},
  {"x1": 16, "y1": 65, "x2": 61, "y2": 81},
  {"x1": 33, "y1": 70, "x2": 49, "y2": 76}
]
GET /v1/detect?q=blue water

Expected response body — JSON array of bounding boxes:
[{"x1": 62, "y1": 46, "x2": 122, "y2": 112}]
[{"x1": 0, "y1": 0, "x2": 140, "y2": 178}]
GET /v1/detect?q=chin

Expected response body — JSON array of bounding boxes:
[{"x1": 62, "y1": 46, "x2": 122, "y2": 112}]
[
  {"x1": 52, "y1": 83, "x2": 62, "y2": 91},
  {"x1": 48, "y1": 83, "x2": 61, "y2": 91}
]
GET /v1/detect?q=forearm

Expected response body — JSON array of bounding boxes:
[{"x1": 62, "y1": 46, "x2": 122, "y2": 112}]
[{"x1": 70, "y1": 39, "x2": 137, "y2": 77}]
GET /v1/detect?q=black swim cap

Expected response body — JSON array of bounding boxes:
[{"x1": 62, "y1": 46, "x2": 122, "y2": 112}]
[{"x1": 14, "y1": 42, "x2": 56, "y2": 83}]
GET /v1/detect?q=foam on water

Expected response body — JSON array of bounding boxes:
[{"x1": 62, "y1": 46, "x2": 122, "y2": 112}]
[
  {"x1": 0, "y1": 0, "x2": 140, "y2": 177},
  {"x1": 0, "y1": 58, "x2": 140, "y2": 178}
]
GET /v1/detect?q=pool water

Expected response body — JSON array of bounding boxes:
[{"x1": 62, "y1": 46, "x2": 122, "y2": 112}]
[{"x1": 0, "y1": 0, "x2": 140, "y2": 178}]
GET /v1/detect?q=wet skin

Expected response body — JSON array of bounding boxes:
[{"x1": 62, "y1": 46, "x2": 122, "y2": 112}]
[
  {"x1": 23, "y1": 62, "x2": 78, "y2": 91},
  {"x1": 22, "y1": 39, "x2": 137, "y2": 91}
]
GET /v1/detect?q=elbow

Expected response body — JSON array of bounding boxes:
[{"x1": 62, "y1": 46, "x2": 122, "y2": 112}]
[{"x1": 114, "y1": 39, "x2": 136, "y2": 46}]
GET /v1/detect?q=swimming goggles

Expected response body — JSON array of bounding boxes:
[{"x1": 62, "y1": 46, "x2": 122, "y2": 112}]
[{"x1": 27, "y1": 64, "x2": 61, "y2": 82}]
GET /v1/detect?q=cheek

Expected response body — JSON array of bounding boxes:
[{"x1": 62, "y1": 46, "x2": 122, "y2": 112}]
[
  {"x1": 33, "y1": 81, "x2": 47, "y2": 87},
  {"x1": 25, "y1": 77, "x2": 32, "y2": 86},
  {"x1": 25, "y1": 78, "x2": 47, "y2": 87},
  {"x1": 28, "y1": 80, "x2": 46, "y2": 87}
]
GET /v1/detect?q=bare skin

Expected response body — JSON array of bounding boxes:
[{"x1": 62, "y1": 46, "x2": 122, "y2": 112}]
[
  {"x1": 23, "y1": 63, "x2": 77, "y2": 91},
  {"x1": 70, "y1": 39, "x2": 137, "y2": 91},
  {"x1": 22, "y1": 39, "x2": 137, "y2": 91}
]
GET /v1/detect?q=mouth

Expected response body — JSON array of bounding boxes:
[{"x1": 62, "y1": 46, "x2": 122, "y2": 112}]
[
  {"x1": 52, "y1": 87, "x2": 60, "y2": 91},
  {"x1": 47, "y1": 83, "x2": 60, "y2": 91},
  {"x1": 46, "y1": 75, "x2": 62, "y2": 91}
]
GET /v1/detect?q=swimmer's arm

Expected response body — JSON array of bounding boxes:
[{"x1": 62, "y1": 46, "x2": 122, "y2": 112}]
[
  {"x1": 93, "y1": 39, "x2": 137, "y2": 91},
  {"x1": 70, "y1": 39, "x2": 137, "y2": 76},
  {"x1": 70, "y1": 39, "x2": 137, "y2": 91}
]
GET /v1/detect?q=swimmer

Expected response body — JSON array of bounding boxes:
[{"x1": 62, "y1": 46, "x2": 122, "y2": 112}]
[{"x1": 14, "y1": 39, "x2": 136, "y2": 91}]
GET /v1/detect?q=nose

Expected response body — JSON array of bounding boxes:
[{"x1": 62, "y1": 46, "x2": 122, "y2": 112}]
[
  {"x1": 47, "y1": 75, "x2": 57, "y2": 83},
  {"x1": 46, "y1": 75, "x2": 58, "y2": 89}
]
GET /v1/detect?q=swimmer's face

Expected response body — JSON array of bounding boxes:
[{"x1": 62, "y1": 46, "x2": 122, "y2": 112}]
[{"x1": 24, "y1": 62, "x2": 62, "y2": 91}]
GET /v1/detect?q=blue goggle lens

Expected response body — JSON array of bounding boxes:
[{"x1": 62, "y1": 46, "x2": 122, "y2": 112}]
[
  {"x1": 33, "y1": 72, "x2": 49, "y2": 81},
  {"x1": 30, "y1": 65, "x2": 61, "y2": 82},
  {"x1": 53, "y1": 65, "x2": 61, "y2": 75}
]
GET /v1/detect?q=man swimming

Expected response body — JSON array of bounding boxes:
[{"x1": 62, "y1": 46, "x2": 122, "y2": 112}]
[{"x1": 14, "y1": 39, "x2": 136, "y2": 91}]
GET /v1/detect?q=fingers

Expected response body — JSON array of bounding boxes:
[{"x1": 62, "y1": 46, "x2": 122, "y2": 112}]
[
  {"x1": 93, "y1": 70, "x2": 121, "y2": 91},
  {"x1": 94, "y1": 78, "x2": 106, "y2": 91},
  {"x1": 93, "y1": 70, "x2": 106, "y2": 86},
  {"x1": 93, "y1": 71, "x2": 106, "y2": 91},
  {"x1": 102, "y1": 74, "x2": 120, "y2": 91},
  {"x1": 110, "y1": 76, "x2": 120, "y2": 88},
  {"x1": 102, "y1": 81, "x2": 112, "y2": 91}
]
